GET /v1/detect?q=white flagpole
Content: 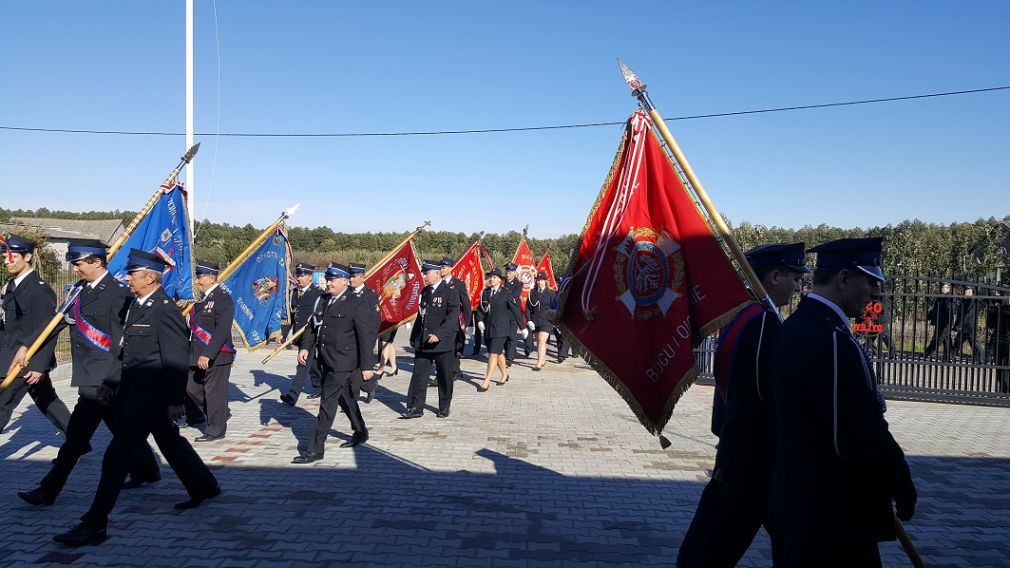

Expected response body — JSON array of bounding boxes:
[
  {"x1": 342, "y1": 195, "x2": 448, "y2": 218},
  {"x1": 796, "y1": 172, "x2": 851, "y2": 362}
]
[{"x1": 185, "y1": 0, "x2": 195, "y2": 229}]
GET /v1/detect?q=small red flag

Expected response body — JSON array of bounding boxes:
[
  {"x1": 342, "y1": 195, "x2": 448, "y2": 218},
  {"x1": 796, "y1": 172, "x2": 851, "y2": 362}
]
[
  {"x1": 536, "y1": 253, "x2": 558, "y2": 291},
  {"x1": 364, "y1": 239, "x2": 424, "y2": 336},
  {"x1": 511, "y1": 238, "x2": 537, "y2": 312},
  {"x1": 452, "y1": 240, "x2": 486, "y2": 312},
  {"x1": 557, "y1": 111, "x2": 750, "y2": 434}
]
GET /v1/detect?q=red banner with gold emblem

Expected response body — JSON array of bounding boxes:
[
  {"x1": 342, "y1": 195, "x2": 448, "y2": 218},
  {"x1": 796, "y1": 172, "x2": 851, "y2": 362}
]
[
  {"x1": 557, "y1": 111, "x2": 750, "y2": 434},
  {"x1": 536, "y1": 253, "x2": 558, "y2": 291},
  {"x1": 511, "y1": 238, "x2": 536, "y2": 312},
  {"x1": 364, "y1": 239, "x2": 424, "y2": 336},
  {"x1": 452, "y1": 240, "x2": 486, "y2": 312}
]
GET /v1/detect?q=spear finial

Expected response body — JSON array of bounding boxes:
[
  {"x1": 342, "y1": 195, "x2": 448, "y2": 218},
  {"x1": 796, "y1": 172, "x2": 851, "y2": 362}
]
[
  {"x1": 522, "y1": 225, "x2": 529, "y2": 239},
  {"x1": 182, "y1": 143, "x2": 201, "y2": 163},
  {"x1": 282, "y1": 203, "x2": 301, "y2": 219},
  {"x1": 618, "y1": 60, "x2": 645, "y2": 93}
]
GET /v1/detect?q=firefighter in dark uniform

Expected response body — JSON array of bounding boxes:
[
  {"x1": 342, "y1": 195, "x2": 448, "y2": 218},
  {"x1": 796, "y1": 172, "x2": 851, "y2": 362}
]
[
  {"x1": 439, "y1": 256, "x2": 472, "y2": 377},
  {"x1": 18, "y1": 240, "x2": 161, "y2": 507},
  {"x1": 0, "y1": 234, "x2": 72, "y2": 434},
  {"x1": 53, "y1": 249, "x2": 220, "y2": 547},
  {"x1": 771, "y1": 238, "x2": 916, "y2": 567},
  {"x1": 281, "y1": 263, "x2": 323, "y2": 405},
  {"x1": 471, "y1": 273, "x2": 491, "y2": 356},
  {"x1": 477, "y1": 268, "x2": 525, "y2": 391},
  {"x1": 348, "y1": 262, "x2": 382, "y2": 403},
  {"x1": 293, "y1": 263, "x2": 378, "y2": 463},
  {"x1": 401, "y1": 260, "x2": 461, "y2": 419},
  {"x1": 526, "y1": 271, "x2": 557, "y2": 371},
  {"x1": 678, "y1": 242, "x2": 809, "y2": 567},
  {"x1": 184, "y1": 261, "x2": 235, "y2": 442},
  {"x1": 502, "y1": 262, "x2": 528, "y2": 365}
]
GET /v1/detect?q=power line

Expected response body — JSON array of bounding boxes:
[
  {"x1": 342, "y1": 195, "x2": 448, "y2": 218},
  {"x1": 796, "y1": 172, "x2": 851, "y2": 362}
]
[{"x1": 2, "y1": 85, "x2": 1007, "y2": 138}]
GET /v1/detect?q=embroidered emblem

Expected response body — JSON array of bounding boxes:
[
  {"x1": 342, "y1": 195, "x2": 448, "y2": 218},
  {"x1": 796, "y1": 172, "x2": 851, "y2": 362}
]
[{"x1": 613, "y1": 227, "x2": 684, "y2": 319}]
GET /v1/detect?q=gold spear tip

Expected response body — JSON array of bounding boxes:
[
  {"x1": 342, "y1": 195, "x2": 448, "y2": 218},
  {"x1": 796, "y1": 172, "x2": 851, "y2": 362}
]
[
  {"x1": 182, "y1": 143, "x2": 201, "y2": 163},
  {"x1": 283, "y1": 203, "x2": 301, "y2": 219},
  {"x1": 618, "y1": 60, "x2": 645, "y2": 93}
]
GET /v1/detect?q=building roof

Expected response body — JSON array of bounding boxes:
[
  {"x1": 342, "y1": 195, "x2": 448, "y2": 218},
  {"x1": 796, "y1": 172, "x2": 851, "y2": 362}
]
[{"x1": 6, "y1": 217, "x2": 125, "y2": 244}]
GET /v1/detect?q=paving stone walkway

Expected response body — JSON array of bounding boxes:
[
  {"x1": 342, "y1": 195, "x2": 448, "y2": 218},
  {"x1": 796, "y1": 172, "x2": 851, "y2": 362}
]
[{"x1": 2, "y1": 336, "x2": 1008, "y2": 567}]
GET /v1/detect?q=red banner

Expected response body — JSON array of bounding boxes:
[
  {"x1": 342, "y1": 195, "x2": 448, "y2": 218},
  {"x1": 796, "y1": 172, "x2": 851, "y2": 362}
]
[
  {"x1": 364, "y1": 239, "x2": 424, "y2": 336},
  {"x1": 536, "y1": 253, "x2": 558, "y2": 291},
  {"x1": 512, "y1": 238, "x2": 536, "y2": 312},
  {"x1": 452, "y1": 240, "x2": 486, "y2": 312},
  {"x1": 557, "y1": 111, "x2": 750, "y2": 434}
]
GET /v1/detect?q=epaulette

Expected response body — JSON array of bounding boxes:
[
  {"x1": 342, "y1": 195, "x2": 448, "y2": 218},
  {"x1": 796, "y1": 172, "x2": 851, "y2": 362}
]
[{"x1": 38, "y1": 280, "x2": 45, "y2": 285}]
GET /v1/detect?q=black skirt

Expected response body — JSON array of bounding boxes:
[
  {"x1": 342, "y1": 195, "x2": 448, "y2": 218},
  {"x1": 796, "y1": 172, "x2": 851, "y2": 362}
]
[{"x1": 487, "y1": 336, "x2": 507, "y2": 354}]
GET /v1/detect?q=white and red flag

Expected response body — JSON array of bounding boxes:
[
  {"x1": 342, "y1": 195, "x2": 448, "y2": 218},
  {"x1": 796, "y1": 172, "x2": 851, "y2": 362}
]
[
  {"x1": 536, "y1": 253, "x2": 558, "y2": 291},
  {"x1": 365, "y1": 238, "x2": 424, "y2": 336},
  {"x1": 511, "y1": 238, "x2": 537, "y2": 312}
]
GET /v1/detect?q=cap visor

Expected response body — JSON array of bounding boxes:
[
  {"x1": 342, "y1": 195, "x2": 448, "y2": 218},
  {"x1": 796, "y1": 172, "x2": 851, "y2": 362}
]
[{"x1": 856, "y1": 265, "x2": 885, "y2": 282}]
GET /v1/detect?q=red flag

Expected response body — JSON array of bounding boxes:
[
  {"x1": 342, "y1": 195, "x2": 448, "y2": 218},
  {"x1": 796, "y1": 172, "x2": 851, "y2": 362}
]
[
  {"x1": 511, "y1": 238, "x2": 536, "y2": 312},
  {"x1": 536, "y1": 253, "x2": 558, "y2": 291},
  {"x1": 452, "y1": 240, "x2": 486, "y2": 311},
  {"x1": 364, "y1": 239, "x2": 424, "y2": 336},
  {"x1": 557, "y1": 111, "x2": 750, "y2": 434}
]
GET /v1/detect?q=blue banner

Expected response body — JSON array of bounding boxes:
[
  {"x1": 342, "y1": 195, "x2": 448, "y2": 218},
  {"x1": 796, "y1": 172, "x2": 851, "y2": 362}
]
[
  {"x1": 220, "y1": 227, "x2": 291, "y2": 350},
  {"x1": 108, "y1": 184, "x2": 195, "y2": 300}
]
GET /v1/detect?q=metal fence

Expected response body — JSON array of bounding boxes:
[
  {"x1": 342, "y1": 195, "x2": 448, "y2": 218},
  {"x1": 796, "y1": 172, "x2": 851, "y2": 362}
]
[{"x1": 694, "y1": 275, "x2": 1010, "y2": 407}]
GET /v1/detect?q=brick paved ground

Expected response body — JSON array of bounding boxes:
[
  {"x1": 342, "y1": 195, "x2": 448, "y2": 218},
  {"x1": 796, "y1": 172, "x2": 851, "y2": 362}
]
[{"x1": 2, "y1": 336, "x2": 1008, "y2": 567}]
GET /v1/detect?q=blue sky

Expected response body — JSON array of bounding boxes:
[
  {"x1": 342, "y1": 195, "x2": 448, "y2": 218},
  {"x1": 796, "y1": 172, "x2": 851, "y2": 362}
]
[{"x1": 2, "y1": 1, "x2": 1008, "y2": 237}]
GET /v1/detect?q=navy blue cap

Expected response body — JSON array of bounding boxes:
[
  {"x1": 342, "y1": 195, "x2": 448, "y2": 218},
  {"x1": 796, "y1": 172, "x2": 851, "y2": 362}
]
[
  {"x1": 324, "y1": 263, "x2": 350, "y2": 279},
  {"x1": 125, "y1": 248, "x2": 170, "y2": 273},
  {"x1": 195, "y1": 261, "x2": 220, "y2": 276},
  {"x1": 0, "y1": 234, "x2": 36, "y2": 254},
  {"x1": 421, "y1": 259, "x2": 442, "y2": 272},
  {"x1": 348, "y1": 262, "x2": 367, "y2": 275},
  {"x1": 504, "y1": 262, "x2": 518, "y2": 271},
  {"x1": 486, "y1": 268, "x2": 503, "y2": 279},
  {"x1": 536, "y1": 271, "x2": 548, "y2": 280},
  {"x1": 439, "y1": 257, "x2": 454, "y2": 267},
  {"x1": 810, "y1": 237, "x2": 884, "y2": 282},
  {"x1": 65, "y1": 239, "x2": 108, "y2": 263},
  {"x1": 294, "y1": 263, "x2": 315, "y2": 276},
  {"x1": 745, "y1": 242, "x2": 810, "y2": 274}
]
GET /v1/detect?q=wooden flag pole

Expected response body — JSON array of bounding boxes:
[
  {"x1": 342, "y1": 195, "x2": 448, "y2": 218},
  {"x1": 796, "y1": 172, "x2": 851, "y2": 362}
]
[
  {"x1": 362, "y1": 221, "x2": 431, "y2": 280},
  {"x1": 182, "y1": 203, "x2": 300, "y2": 317},
  {"x1": 618, "y1": 62, "x2": 778, "y2": 318},
  {"x1": 261, "y1": 323, "x2": 308, "y2": 364},
  {"x1": 3, "y1": 146, "x2": 201, "y2": 389}
]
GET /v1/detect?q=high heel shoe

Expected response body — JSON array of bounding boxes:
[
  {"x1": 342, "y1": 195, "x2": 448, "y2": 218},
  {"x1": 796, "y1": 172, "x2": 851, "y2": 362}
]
[
  {"x1": 498, "y1": 374, "x2": 509, "y2": 386},
  {"x1": 389, "y1": 369, "x2": 399, "y2": 376},
  {"x1": 478, "y1": 384, "x2": 490, "y2": 392}
]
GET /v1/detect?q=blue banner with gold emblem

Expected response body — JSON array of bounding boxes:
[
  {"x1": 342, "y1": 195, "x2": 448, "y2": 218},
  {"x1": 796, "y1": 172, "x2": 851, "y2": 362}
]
[
  {"x1": 220, "y1": 227, "x2": 291, "y2": 350},
  {"x1": 107, "y1": 183, "x2": 195, "y2": 300}
]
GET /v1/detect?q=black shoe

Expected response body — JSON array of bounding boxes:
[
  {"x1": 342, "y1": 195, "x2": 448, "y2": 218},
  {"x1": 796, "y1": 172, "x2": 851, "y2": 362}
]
[
  {"x1": 364, "y1": 389, "x2": 375, "y2": 403},
  {"x1": 524, "y1": 348, "x2": 531, "y2": 357},
  {"x1": 556, "y1": 357, "x2": 565, "y2": 364},
  {"x1": 399, "y1": 410, "x2": 423, "y2": 419},
  {"x1": 122, "y1": 475, "x2": 161, "y2": 490},
  {"x1": 18, "y1": 487, "x2": 56, "y2": 506},
  {"x1": 174, "y1": 485, "x2": 221, "y2": 510},
  {"x1": 291, "y1": 452, "x2": 324, "y2": 464},
  {"x1": 306, "y1": 392, "x2": 322, "y2": 399},
  {"x1": 280, "y1": 394, "x2": 296, "y2": 406},
  {"x1": 194, "y1": 434, "x2": 223, "y2": 443},
  {"x1": 53, "y1": 523, "x2": 107, "y2": 547},
  {"x1": 436, "y1": 409, "x2": 450, "y2": 418},
  {"x1": 340, "y1": 431, "x2": 369, "y2": 448}
]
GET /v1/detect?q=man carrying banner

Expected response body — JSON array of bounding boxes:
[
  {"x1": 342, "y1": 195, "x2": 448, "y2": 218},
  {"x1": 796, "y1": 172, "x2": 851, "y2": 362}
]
[
  {"x1": 0, "y1": 235, "x2": 72, "y2": 435},
  {"x1": 17, "y1": 240, "x2": 161, "y2": 507},
  {"x1": 185, "y1": 261, "x2": 235, "y2": 442},
  {"x1": 440, "y1": 257, "x2": 471, "y2": 378},
  {"x1": 678, "y1": 242, "x2": 809, "y2": 567},
  {"x1": 771, "y1": 238, "x2": 916, "y2": 566},
  {"x1": 349, "y1": 262, "x2": 381, "y2": 403},
  {"x1": 53, "y1": 249, "x2": 220, "y2": 547},
  {"x1": 402, "y1": 260, "x2": 461, "y2": 419},
  {"x1": 503, "y1": 263, "x2": 529, "y2": 364},
  {"x1": 293, "y1": 264, "x2": 377, "y2": 463},
  {"x1": 281, "y1": 263, "x2": 323, "y2": 406}
]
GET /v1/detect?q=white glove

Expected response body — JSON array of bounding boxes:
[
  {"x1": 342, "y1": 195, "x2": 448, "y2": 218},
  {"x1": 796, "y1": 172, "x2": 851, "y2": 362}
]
[
  {"x1": 478, "y1": 321, "x2": 485, "y2": 333},
  {"x1": 521, "y1": 329, "x2": 529, "y2": 339},
  {"x1": 527, "y1": 321, "x2": 536, "y2": 331}
]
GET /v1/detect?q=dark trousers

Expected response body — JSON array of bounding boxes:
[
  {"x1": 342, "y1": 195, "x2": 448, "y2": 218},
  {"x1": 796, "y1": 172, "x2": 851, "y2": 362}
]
[
  {"x1": 40, "y1": 391, "x2": 160, "y2": 496},
  {"x1": 287, "y1": 352, "x2": 321, "y2": 401},
  {"x1": 406, "y1": 350, "x2": 454, "y2": 413},
  {"x1": 185, "y1": 365, "x2": 231, "y2": 438},
  {"x1": 307, "y1": 366, "x2": 364, "y2": 455},
  {"x1": 453, "y1": 329, "x2": 466, "y2": 374},
  {"x1": 472, "y1": 324, "x2": 483, "y2": 354},
  {"x1": 81, "y1": 386, "x2": 218, "y2": 530},
  {"x1": 0, "y1": 372, "x2": 71, "y2": 434},
  {"x1": 554, "y1": 328, "x2": 570, "y2": 359},
  {"x1": 924, "y1": 326, "x2": 953, "y2": 359},
  {"x1": 505, "y1": 331, "x2": 517, "y2": 363}
]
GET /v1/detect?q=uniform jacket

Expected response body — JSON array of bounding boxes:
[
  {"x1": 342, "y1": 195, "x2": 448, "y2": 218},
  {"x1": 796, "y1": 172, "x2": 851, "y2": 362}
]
[
  {"x1": 120, "y1": 286, "x2": 191, "y2": 406},
  {"x1": 772, "y1": 297, "x2": 915, "y2": 549},
  {"x1": 444, "y1": 277, "x2": 472, "y2": 329},
  {"x1": 477, "y1": 286, "x2": 524, "y2": 340},
  {"x1": 526, "y1": 286, "x2": 557, "y2": 333},
  {"x1": 302, "y1": 287, "x2": 379, "y2": 372},
  {"x1": 410, "y1": 281, "x2": 461, "y2": 354},
  {"x1": 0, "y1": 272, "x2": 58, "y2": 374},
  {"x1": 291, "y1": 285, "x2": 324, "y2": 349},
  {"x1": 504, "y1": 277, "x2": 526, "y2": 325},
  {"x1": 927, "y1": 295, "x2": 954, "y2": 330},
  {"x1": 54, "y1": 273, "x2": 133, "y2": 388},
  {"x1": 188, "y1": 286, "x2": 235, "y2": 367}
]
